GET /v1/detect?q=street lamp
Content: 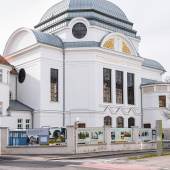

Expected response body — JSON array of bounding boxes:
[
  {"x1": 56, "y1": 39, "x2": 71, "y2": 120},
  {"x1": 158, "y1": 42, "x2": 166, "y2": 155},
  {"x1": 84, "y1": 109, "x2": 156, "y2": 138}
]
[{"x1": 74, "y1": 117, "x2": 80, "y2": 154}]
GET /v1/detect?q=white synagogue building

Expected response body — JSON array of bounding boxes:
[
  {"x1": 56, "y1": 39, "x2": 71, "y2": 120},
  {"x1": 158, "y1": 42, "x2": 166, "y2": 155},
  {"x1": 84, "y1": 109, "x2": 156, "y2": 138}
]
[{"x1": 0, "y1": 0, "x2": 170, "y2": 130}]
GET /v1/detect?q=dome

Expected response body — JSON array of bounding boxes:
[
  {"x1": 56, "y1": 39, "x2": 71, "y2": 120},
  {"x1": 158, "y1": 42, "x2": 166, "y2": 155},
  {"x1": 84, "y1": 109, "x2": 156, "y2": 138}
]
[
  {"x1": 35, "y1": 0, "x2": 137, "y2": 38},
  {"x1": 40, "y1": 0, "x2": 128, "y2": 23},
  {"x1": 143, "y1": 58, "x2": 166, "y2": 72}
]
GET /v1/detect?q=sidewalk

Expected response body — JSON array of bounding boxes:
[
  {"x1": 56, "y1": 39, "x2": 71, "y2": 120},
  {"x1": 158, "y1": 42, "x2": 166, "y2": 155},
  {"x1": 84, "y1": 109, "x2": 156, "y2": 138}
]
[{"x1": 0, "y1": 149, "x2": 159, "y2": 161}]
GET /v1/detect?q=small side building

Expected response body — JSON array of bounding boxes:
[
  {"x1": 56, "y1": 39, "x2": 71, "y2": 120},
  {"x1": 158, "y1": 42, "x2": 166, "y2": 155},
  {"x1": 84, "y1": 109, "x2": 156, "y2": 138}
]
[
  {"x1": 142, "y1": 82, "x2": 170, "y2": 129},
  {"x1": 0, "y1": 55, "x2": 33, "y2": 130}
]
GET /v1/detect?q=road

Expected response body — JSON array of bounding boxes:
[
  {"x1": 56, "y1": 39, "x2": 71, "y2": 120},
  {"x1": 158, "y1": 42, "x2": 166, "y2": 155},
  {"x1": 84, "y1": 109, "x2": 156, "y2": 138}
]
[{"x1": 0, "y1": 154, "x2": 170, "y2": 170}]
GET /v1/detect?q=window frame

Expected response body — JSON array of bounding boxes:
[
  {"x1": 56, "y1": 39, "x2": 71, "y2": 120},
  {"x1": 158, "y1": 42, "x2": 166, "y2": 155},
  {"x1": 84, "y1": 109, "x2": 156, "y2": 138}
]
[
  {"x1": 127, "y1": 73, "x2": 135, "y2": 105},
  {"x1": 17, "y1": 119, "x2": 23, "y2": 129},
  {"x1": 26, "y1": 119, "x2": 31, "y2": 129},
  {"x1": 116, "y1": 116, "x2": 124, "y2": 128},
  {"x1": 103, "y1": 68, "x2": 112, "y2": 103},
  {"x1": 116, "y1": 70, "x2": 124, "y2": 104},
  {"x1": 128, "y1": 117, "x2": 135, "y2": 128},
  {"x1": 159, "y1": 96, "x2": 166, "y2": 108},
  {"x1": 104, "y1": 116, "x2": 112, "y2": 126},
  {"x1": 50, "y1": 68, "x2": 59, "y2": 102}
]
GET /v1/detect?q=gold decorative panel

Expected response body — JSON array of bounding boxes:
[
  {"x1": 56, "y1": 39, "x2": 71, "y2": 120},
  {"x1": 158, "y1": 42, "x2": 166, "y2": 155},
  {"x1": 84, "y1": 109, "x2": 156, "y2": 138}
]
[
  {"x1": 122, "y1": 41, "x2": 131, "y2": 55},
  {"x1": 103, "y1": 38, "x2": 114, "y2": 49}
]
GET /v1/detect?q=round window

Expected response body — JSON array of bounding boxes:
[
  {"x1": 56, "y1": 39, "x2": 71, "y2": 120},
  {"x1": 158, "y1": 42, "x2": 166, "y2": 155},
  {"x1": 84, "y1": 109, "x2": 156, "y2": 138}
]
[
  {"x1": 18, "y1": 69, "x2": 26, "y2": 83},
  {"x1": 72, "y1": 22, "x2": 87, "y2": 39}
]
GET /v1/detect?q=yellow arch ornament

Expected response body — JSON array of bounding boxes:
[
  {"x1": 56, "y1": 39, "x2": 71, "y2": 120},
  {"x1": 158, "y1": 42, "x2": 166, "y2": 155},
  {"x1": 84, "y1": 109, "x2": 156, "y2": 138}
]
[
  {"x1": 103, "y1": 38, "x2": 114, "y2": 49},
  {"x1": 122, "y1": 41, "x2": 131, "y2": 55}
]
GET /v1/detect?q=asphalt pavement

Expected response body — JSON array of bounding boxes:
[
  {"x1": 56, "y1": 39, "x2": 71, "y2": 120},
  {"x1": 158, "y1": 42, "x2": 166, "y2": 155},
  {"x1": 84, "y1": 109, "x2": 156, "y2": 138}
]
[{"x1": 0, "y1": 150, "x2": 170, "y2": 170}]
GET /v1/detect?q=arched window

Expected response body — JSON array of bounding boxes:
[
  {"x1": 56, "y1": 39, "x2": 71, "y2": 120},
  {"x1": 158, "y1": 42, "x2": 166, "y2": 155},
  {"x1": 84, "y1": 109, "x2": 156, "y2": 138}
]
[
  {"x1": 103, "y1": 38, "x2": 114, "y2": 49},
  {"x1": 116, "y1": 116, "x2": 124, "y2": 128},
  {"x1": 104, "y1": 116, "x2": 112, "y2": 126},
  {"x1": 122, "y1": 41, "x2": 131, "y2": 55},
  {"x1": 128, "y1": 117, "x2": 135, "y2": 128},
  {"x1": 101, "y1": 33, "x2": 136, "y2": 56}
]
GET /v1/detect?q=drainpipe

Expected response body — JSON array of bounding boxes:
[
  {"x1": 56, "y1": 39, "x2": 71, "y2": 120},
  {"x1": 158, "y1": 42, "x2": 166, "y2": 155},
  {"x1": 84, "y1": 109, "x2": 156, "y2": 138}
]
[
  {"x1": 62, "y1": 42, "x2": 66, "y2": 127},
  {"x1": 16, "y1": 75, "x2": 17, "y2": 100},
  {"x1": 140, "y1": 85, "x2": 144, "y2": 128},
  {"x1": 31, "y1": 111, "x2": 34, "y2": 129}
]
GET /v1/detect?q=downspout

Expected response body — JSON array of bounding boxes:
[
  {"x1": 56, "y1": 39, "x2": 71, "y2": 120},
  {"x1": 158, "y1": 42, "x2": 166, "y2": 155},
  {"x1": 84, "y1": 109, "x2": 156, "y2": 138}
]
[
  {"x1": 62, "y1": 42, "x2": 66, "y2": 127},
  {"x1": 140, "y1": 85, "x2": 144, "y2": 128},
  {"x1": 16, "y1": 75, "x2": 17, "y2": 100},
  {"x1": 31, "y1": 111, "x2": 34, "y2": 129}
]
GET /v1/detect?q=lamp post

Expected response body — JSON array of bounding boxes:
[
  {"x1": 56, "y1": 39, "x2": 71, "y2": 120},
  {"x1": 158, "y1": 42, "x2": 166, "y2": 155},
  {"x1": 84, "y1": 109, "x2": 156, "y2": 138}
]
[{"x1": 74, "y1": 117, "x2": 80, "y2": 154}]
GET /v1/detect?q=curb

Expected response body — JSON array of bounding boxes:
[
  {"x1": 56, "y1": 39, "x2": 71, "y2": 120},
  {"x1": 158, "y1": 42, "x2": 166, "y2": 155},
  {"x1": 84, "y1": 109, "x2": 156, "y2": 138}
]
[{"x1": 49, "y1": 150, "x2": 157, "y2": 160}]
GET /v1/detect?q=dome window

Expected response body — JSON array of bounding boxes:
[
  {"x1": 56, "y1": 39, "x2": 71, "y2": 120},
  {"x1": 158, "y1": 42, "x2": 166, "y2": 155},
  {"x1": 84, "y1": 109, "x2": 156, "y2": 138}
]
[
  {"x1": 103, "y1": 39, "x2": 115, "y2": 49},
  {"x1": 122, "y1": 41, "x2": 131, "y2": 55},
  {"x1": 18, "y1": 69, "x2": 26, "y2": 83},
  {"x1": 72, "y1": 22, "x2": 87, "y2": 39}
]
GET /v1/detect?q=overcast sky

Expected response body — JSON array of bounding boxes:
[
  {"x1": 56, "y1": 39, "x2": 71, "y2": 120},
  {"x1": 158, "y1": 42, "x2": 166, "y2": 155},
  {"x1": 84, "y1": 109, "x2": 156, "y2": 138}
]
[{"x1": 0, "y1": 0, "x2": 170, "y2": 76}]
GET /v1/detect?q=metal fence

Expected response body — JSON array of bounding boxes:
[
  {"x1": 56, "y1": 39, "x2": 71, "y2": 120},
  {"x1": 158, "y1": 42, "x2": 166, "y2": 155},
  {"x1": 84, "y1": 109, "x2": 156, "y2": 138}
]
[{"x1": 9, "y1": 131, "x2": 27, "y2": 146}]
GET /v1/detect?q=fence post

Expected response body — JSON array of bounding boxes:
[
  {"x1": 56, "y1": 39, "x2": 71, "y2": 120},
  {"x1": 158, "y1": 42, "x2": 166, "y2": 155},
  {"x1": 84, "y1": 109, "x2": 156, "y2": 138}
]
[
  {"x1": 104, "y1": 126, "x2": 111, "y2": 145},
  {"x1": 66, "y1": 126, "x2": 76, "y2": 154},
  {"x1": 0, "y1": 127, "x2": 8, "y2": 155},
  {"x1": 132, "y1": 127, "x2": 140, "y2": 142},
  {"x1": 156, "y1": 120, "x2": 163, "y2": 155}
]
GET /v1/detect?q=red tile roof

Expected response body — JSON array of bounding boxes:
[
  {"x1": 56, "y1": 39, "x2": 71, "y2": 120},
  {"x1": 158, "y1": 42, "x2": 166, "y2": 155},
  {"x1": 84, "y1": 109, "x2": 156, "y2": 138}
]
[
  {"x1": 0, "y1": 55, "x2": 17, "y2": 74},
  {"x1": 0, "y1": 55, "x2": 11, "y2": 66}
]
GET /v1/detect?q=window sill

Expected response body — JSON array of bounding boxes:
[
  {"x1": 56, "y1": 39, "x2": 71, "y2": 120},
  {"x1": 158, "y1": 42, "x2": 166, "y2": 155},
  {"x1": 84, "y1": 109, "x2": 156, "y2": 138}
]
[
  {"x1": 103, "y1": 102, "x2": 112, "y2": 104},
  {"x1": 127, "y1": 104, "x2": 136, "y2": 107},
  {"x1": 50, "y1": 101, "x2": 59, "y2": 104}
]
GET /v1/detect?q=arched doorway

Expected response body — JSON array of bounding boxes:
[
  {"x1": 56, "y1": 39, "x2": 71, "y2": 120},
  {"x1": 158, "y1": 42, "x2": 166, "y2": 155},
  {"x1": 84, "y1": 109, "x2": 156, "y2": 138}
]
[
  {"x1": 128, "y1": 117, "x2": 135, "y2": 128},
  {"x1": 116, "y1": 116, "x2": 124, "y2": 128},
  {"x1": 104, "y1": 116, "x2": 112, "y2": 126}
]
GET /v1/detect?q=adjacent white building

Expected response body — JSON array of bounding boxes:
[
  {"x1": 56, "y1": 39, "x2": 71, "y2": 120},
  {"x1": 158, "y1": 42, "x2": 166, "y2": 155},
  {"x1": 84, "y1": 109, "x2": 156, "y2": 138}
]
[
  {"x1": 0, "y1": 56, "x2": 32, "y2": 129},
  {"x1": 0, "y1": 0, "x2": 169, "y2": 129},
  {"x1": 142, "y1": 83, "x2": 170, "y2": 129}
]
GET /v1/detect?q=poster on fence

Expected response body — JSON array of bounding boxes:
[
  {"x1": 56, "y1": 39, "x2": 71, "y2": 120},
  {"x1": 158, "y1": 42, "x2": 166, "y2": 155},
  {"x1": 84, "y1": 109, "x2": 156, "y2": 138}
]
[
  {"x1": 111, "y1": 128, "x2": 132, "y2": 142},
  {"x1": 48, "y1": 127, "x2": 67, "y2": 145},
  {"x1": 78, "y1": 128, "x2": 104, "y2": 144},
  {"x1": 139, "y1": 128, "x2": 152, "y2": 141},
  {"x1": 26, "y1": 128, "x2": 49, "y2": 145}
]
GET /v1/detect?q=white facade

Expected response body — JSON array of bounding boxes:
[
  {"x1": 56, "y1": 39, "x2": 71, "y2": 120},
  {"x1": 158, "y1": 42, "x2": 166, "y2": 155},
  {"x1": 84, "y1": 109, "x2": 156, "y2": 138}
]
[
  {"x1": 142, "y1": 84, "x2": 170, "y2": 128},
  {"x1": 0, "y1": 0, "x2": 168, "y2": 129},
  {"x1": 0, "y1": 64, "x2": 10, "y2": 116}
]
